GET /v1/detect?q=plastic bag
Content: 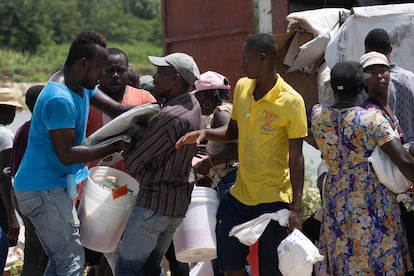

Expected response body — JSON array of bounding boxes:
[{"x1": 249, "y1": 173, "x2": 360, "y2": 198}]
[
  {"x1": 277, "y1": 229, "x2": 324, "y2": 276},
  {"x1": 229, "y1": 209, "x2": 291, "y2": 246}
]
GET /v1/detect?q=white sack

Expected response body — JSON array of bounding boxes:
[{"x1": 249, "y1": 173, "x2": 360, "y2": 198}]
[{"x1": 325, "y1": 3, "x2": 414, "y2": 72}]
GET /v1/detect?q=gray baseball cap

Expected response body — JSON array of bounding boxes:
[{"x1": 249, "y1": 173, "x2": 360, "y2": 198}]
[{"x1": 148, "y1": 53, "x2": 200, "y2": 85}]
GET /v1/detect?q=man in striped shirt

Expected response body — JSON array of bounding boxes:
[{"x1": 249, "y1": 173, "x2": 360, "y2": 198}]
[{"x1": 116, "y1": 53, "x2": 201, "y2": 275}]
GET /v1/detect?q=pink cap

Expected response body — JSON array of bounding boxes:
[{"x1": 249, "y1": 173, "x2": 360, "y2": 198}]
[{"x1": 193, "y1": 71, "x2": 231, "y2": 93}]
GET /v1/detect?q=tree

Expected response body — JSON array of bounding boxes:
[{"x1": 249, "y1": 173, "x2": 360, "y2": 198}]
[
  {"x1": 0, "y1": 0, "x2": 162, "y2": 52},
  {"x1": 128, "y1": 0, "x2": 159, "y2": 20},
  {"x1": 0, "y1": 0, "x2": 87, "y2": 53}
]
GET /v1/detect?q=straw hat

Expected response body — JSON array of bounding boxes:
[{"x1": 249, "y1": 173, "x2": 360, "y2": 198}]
[{"x1": 0, "y1": 88, "x2": 23, "y2": 107}]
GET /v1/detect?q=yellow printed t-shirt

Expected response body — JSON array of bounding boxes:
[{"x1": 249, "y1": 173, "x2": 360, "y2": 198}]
[{"x1": 230, "y1": 74, "x2": 307, "y2": 205}]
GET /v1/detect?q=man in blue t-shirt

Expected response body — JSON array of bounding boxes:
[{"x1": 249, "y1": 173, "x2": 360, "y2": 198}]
[{"x1": 13, "y1": 31, "x2": 132, "y2": 276}]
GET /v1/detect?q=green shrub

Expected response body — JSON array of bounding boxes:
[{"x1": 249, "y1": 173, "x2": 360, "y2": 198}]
[
  {"x1": 301, "y1": 184, "x2": 322, "y2": 220},
  {"x1": 108, "y1": 41, "x2": 162, "y2": 75},
  {"x1": 0, "y1": 41, "x2": 162, "y2": 83},
  {"x1": 301, "y1": 164, "x2": 322, "y2": 221}
]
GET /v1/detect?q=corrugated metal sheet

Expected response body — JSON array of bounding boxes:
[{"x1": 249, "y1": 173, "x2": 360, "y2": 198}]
[{"x1": 161, "y1": 0, "x2": 255, "y2": 93}]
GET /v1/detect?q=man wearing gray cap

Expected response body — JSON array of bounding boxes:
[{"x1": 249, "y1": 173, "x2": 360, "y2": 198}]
[{"x1": 116, "y1": 52, "x2": 201, "y2": 275}]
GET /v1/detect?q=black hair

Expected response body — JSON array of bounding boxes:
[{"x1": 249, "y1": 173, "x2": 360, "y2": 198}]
[
  {"x1": 108, "y1": 48, "x2": 129, "y2": 65},
  {"x1": 245, "y1": 33, "x2": 278, "y2": 60},
  {"x1": 64, "y1": 31, "x2": 107, "y2": 67},
  {"x1": 25, "y1": 85, "x2": 44, "y2": 113},
  {"x1": 364, "y1": 28, "x2": 392, "y2": 55}
]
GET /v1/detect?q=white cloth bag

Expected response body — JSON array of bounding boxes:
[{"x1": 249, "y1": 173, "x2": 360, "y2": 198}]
[{"x1": 368, "y1": 146, "x2": 412, "y2": 194}]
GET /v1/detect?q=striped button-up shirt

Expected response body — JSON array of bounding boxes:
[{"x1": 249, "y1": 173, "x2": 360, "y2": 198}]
[{"x1": 124, "y1": 92, "x2": 201, "y2": 217}]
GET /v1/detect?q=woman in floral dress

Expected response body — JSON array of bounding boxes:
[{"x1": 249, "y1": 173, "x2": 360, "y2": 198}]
[
  {"x1": 311, "y1": 61, "x2": 414, "y2": 275},
  {"x1": 360, "y1": 51, "x2": 414, "y2": 274}
]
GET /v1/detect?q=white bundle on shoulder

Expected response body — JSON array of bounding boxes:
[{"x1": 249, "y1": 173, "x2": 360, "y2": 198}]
[{"x1": 368, "y1": 145, "x2": 412, "y2": 194}]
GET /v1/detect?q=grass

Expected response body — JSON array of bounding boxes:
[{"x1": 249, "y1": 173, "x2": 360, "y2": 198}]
[{"x1": 0, "y1": 41, "x2": 162, "y2": 83}]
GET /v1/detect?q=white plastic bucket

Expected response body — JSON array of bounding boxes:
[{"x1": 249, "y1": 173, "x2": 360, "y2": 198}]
[
  {"x1": 189, "y1": 261, "x2": 214, "y2": 276},
  {"x1": 77, "y1": 166, "x2": 139, "y2": 253},
  {"x1": 173, "y1": 186, "x2": 219, "y2": 263}
]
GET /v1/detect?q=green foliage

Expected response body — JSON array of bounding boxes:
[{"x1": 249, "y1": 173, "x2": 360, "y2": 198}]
[
  {"x1": 0, "y1": 0, "x2": 161, "y2": 53},
  {"x1": 108, "y1": 41, "x2": 162, "y2": 74},
  {"x1": 0, "y1": 0, "x2": 162, "y2": 82},
  {"x1": 129, "y1": 0, "x2": 160, "y2": 20},
  {"x1": 301, "y1": 164, "x2": 322, "y2": 221},
  {"x1": 0, "y1": 41, "x2": 162, "y2": 82},
  {"x1": 302, "y1": 184, "x2": 322, "y2": 221}
]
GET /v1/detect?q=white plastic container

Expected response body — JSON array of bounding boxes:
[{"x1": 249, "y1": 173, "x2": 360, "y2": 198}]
[
  {"x1": 173, "y1": 186, "x2": 219, "y2": 263},
  {"x1": 77, "y1": 166, "x2": 139, "y2": 253},
  {"x1": 189, "y1": 261, "x2": 214, "y2": 276}
]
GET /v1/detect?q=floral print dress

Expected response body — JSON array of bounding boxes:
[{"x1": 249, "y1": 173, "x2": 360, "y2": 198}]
[{"x1": 311, "y1": 104, "x2": 412, "y2": 275}]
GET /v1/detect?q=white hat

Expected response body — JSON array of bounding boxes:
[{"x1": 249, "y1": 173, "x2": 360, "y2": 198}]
[{"x1": 360, "y1": 51, "x2": 389, "y2": 69}]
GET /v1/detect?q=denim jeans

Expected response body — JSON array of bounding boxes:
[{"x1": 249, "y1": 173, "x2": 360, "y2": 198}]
[
  {"x1": 15, "y1": 187, "x2": 84, "y2": 276},
  {"x1": 115, "y1": 206, "x2": 183, "y2": 276},
  {"x1": 215, "y1": 169, "x2": 237, "y2": 202},
  {"x1": 11, "y1": 188, "x2": 48, "y2": 276},
  {"x1": 20, "y1": 212, "x2": 48, "y2": 276}
]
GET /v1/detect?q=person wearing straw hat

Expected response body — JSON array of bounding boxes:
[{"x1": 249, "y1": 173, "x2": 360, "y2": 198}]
[{"x1": 0, "y1": 87, "x2": 22, "y2": 273}]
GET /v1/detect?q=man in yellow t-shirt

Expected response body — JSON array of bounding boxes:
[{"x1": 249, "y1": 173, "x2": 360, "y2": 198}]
[{"x1": 176, "y1": 33, "x2": 307, "y2": 276}]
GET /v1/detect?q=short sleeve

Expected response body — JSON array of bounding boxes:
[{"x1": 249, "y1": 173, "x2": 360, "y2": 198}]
[
  {"x1": 287, "y1": 94, "x2": 308, "y2": 139},
  {"x1": 371, "y1": 110, "x2": 398, "y2": 147},
  {"x1": 43, "y1": 97, "x2": 76, "y2": 130},
  {"x1": 0, "y1": 128, "x2": 14, "y2": 151},
  {"x1": 88, "y1": 86, "x2": 98, "y2": 98}
]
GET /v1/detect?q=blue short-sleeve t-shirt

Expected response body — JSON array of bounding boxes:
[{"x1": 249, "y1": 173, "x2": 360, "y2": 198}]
[{"x1": 14, "y1": 81, "x2": 97, "y2": 191}]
